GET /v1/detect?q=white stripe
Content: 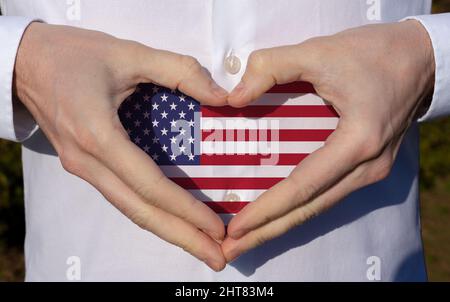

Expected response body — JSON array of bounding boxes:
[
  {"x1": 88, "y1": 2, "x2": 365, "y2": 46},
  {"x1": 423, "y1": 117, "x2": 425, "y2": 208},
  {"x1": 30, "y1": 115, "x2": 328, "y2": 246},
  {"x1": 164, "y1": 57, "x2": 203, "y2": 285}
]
[
  {"x1": 201, "y1": 141, "x2": 323, "y2": 155},
  {"x1": 254, "y1": 93, "x2": 329, "y2": 106},
  {"x1": 160, "y1": 165, "x2": 295, "y2": 177},
  {"x1": 189, "y1": 189, "x2": 266, "y2": 201},
  {"x1": 201, "y1": 117, "x2": 338, "y2": 130}
]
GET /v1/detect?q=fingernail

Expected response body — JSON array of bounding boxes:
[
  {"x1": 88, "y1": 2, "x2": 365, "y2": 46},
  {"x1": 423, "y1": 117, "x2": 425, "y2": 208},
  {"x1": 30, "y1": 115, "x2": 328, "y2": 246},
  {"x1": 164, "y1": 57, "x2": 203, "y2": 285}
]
[
  {"x1": 229, "y1": 81, "x2": 246, "y2": 99},
  {"x1": 210, "y1": 82, "x2": 228, "y2": 98},
  {"x1": 205, "y1": 257, "x2": 225, "y2": 272}
]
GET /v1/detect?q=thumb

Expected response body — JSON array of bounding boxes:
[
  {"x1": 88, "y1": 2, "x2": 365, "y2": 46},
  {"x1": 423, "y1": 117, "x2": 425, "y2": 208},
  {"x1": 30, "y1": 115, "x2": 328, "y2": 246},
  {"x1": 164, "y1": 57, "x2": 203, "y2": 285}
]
[
  {"x1": 132, "y1": 44, "x2": 228, "y2": 106},
  {"x1": 227, "y1": 43, "x2": 319, "y2": 108}
]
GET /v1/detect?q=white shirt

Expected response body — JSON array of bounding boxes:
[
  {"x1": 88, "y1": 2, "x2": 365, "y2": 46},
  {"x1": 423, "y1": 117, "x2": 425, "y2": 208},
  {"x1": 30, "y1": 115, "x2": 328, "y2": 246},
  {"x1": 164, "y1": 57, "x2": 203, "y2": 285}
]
[{"x1": 0, "y1": 0, "x2": 449, "y2": 282}]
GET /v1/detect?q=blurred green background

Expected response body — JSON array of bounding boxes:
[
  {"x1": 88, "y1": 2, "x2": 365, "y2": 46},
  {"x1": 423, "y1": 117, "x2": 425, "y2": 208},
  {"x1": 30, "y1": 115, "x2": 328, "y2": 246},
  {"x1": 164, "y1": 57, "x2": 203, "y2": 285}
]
[{"x1": 1, "y1": 1, "x2": 450, "y2": 281}]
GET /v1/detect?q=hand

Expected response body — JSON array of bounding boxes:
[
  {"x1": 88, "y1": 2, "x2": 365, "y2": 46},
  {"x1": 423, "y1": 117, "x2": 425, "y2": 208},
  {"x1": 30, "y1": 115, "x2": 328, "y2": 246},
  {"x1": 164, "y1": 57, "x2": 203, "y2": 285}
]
[
  {"x1": 222, "y1": 20, "x2": 435, "y2": 261},
  {"x1": 14, "y1": 23, "x2": 229, "y2": 271}
]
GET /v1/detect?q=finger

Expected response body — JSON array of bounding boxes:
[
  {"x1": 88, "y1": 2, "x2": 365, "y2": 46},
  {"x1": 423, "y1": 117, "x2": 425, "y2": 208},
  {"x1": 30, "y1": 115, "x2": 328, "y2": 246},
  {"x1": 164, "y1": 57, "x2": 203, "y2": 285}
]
[
  {"x1": 222, "y1": 153, "x2": 393, "y2": 262},
  {"x1": 227, "y1": 43, "x2": 319, "y2": 108},
  {"x1": 227, "y1": 121, "x2": 380, "y2": 239},
  {"x1": 132, "y1": 44, "x2": 228, "y2": 106},
  {"x1": 78, "y1": 122, "x2": 225, "y2": 242},
  {"x1": 62, "y1": 150, "x2": 226, "y2": 271}
]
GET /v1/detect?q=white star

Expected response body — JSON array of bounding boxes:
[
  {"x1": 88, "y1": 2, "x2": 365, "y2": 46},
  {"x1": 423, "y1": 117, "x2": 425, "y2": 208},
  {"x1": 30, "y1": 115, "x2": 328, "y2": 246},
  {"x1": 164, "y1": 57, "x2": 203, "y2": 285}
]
[
  {"x1": 170, "y1": 154, "x2": 177, "y2": 161},
  {"x1": 161, "y1": 128, "x2": 168, "y2": 136},
  {"x1": 151, "y1": 153, "x2": 159, "y2": 161},
  {"x1": 161, "y1": 145, "x2": 169, "y2": 153},
  {"x1": 126, "y1": 128, "x2": 132, "y2": 135},
  {"x1": 152, "y1": 137, "x2": 160, "y2": 144},
  {"x1": 161, "y1": 94, "x2": 168, "y2": 102},
  {"x1": 179, "y1": 95, "x2": 186, "y2": 102},
  {"x1": 125, "y1": 111, "x2": 132, "y2": 119},
  {"x1": 152, "y1": 119, "x2": 159, "y2": 127},
  {"x1": 152, "y1": 103, "x2": 159, "y2": 111},
  {"x1": 179, "y1": 128, "x2": 186, "y2": 136},
  {"x1": 170, "y1": 102, "x2": 178, "y2": 111},
  {"x1": 179, "y1": 111, "x2": 186, "y2": 119},
  {"x1": 152, "y1": 86, "x2": 159, "y2": 94},
  {"x1": 170, "y1": 88, "x2": 176, "y2": 94},
  {"x1": 134, "y1": 137, "x2": 141, "y2": 144},
  {"x1": 188, "y1": 103, "x2": 195, "y2": 111},
  {"x1": 160, "y1": 111, "x2": 168, "y2": 119},
  {"x1": 143, "y1": 94, "x2": 151, "y2": 102},
  {"x1": 188, "y1": 154, "x2": 195, "y2": 161},
  {"x1": 134, "y1": 103, "x2": 141, "y2": 110},
  {"x1": 188, "y1": 119, "x2": 195, "y2": 127},
  {"x1": 134, "y1": 120, "x2": 141, "y2": 127},
  {"x1": 143, "y1": 128, "x2": 150, "y2": 136},
  {"x1": 143, "y1": 111, "x2": 150, "y2": 119},
  {"x1": 170, "y1": 119, "x2": 177, "y2": 128},
  {"x1": 143, "y1": 145, "x2": 150, "y2": 153},
  {"x1": 135, "y1": 86, "x2": 141, "y2": 93},
  {"x1": 170, "y1": 136, "x2": 177, "y2": 144},
  {"x1": 188, "y1": 137, "x2": 195, "y2": 144},
  {"x1": 179, "y1": 145, "x2": 186, "y2": 154}
]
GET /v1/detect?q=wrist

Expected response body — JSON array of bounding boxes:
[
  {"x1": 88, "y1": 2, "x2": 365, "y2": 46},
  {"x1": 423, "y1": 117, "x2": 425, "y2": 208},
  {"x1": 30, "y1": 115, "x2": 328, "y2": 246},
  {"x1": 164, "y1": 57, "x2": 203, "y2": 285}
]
[
  {"x1": 406, "y1": 19, "x2": 436, "y2": 97},
  {"x1": 13, "y1": 22, "x2": 48, "y2": 108}
]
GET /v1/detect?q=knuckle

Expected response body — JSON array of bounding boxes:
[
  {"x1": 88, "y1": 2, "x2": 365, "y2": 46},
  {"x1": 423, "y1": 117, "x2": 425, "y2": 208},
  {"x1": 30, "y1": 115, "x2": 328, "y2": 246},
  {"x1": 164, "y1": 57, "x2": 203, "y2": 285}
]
[
  {"x1": 370, "y1": 157, "x2": 393, "y2": 184},
  {"x1": 253, "y1": 233, "x2": 268, "y2": 247},
  {"x1": 354, "y1": 130, "x2": 385, "y2": 161},
  {"x1": 134, "y1": 173, "x2": 165, "y2": 205},
  {"x1": 180, "y1": 232, "x2": 203, "y2": 256},
  {"x1": 128, "y1": 209, "x2": 151, "y2": 230},
  {"x1": 247, "y1": 49, "x2": 270, "y2": 71},
  {"x1": 180, "y1": 55, "x2": 202, "y2": 78},
  {"x1": 291, "y1": 180, "x2": 317, "y2": 205},
  {"x1": 59, "y1": 149, "x2": 82, "y2": 175},
  {"x1": 76, "y1": 123, "x2": 113, "y2": 156}
]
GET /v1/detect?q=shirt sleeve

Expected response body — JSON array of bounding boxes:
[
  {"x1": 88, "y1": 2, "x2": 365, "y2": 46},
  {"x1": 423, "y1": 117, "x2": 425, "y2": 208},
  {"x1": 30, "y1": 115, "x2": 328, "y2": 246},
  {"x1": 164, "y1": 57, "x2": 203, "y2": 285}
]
[
  {"x1": 403, "y1": 13, "x2": 450, "y2": 122},
  {"x1": 0, "y1": 16, "x2": 39, "y2": 142}
]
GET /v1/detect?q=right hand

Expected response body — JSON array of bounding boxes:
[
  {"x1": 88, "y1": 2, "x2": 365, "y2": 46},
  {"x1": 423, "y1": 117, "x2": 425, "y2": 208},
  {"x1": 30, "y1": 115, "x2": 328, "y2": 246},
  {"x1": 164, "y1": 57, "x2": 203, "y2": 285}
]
[{"x1": 14, "y1": 22, "x2": 228, "y2": 271}]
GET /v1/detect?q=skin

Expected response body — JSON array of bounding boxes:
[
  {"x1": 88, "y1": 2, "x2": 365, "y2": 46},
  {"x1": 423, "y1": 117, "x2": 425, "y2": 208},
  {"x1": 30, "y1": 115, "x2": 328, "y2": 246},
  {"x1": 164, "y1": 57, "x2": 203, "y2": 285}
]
[
  {"x1": 14, "y1": 22, "x2": 229, "y2": 271},
  {"x1": 14, "y1": 20, "x2": 435, "y2": 271},
  {"x1": 222, "y1": 20, "x2": 435, "y2": 262}
]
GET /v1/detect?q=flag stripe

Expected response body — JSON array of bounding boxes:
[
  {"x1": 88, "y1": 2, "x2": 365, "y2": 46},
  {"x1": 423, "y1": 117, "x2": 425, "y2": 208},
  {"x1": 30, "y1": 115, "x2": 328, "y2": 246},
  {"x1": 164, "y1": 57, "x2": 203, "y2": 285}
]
[
  {"x1": 201, "y1": 141, "x2": 323, "y2": 154},
  {"x1": 201, "y1": 117, "x2": 339, "y2": 130},
  {"x1": 252, "y1": 93, "x2": 327, "y2": 106},
  {"x1": 160, "y1": 165, "x2": 295, "y2": 177},
  {"x1": 170, "y1": 177, "x2": 284, "y2": 189},
  {"x1": 204, "y1": 202, "x2": 250, "y2": 214},
  {"x1": 266, "y1": 82, "x2": 316, "y2": 93},
  {"x1": 199, "y1": 153, "x2": 309, "y2": 165},
  {"x1": 201, "y1": 105, "x2": 338, "y2": 118},
  {"x1": 188, "y1": 189, "x2": 265, "y2": 201},
  {"x1": 201, "y1": 129, "x2": 334, "y2": 141}
]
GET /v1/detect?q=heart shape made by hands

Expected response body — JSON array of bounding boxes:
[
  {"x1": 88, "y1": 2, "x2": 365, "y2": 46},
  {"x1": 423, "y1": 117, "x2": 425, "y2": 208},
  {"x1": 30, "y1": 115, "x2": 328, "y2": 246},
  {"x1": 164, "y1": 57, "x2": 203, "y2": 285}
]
[{"x1": 118, "y1": 82, "x2": 339, "y2": 224}]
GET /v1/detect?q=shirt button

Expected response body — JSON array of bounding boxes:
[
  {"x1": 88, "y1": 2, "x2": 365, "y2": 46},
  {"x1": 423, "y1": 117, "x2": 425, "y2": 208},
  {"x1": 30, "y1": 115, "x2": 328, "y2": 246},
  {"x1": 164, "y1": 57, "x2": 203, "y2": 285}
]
[
  {"x1": 224, "y1": 53, "x2": 242, "y2": 75},
  {"x1": 224, "y1": 193, "x2": 241, "y2": 202}
]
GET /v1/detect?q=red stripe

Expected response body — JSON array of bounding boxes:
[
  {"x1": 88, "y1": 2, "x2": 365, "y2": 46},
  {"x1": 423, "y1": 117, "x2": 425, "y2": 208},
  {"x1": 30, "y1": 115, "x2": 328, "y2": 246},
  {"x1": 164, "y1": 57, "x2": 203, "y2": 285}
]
[
  {"x1": 204, "y1": 202, "x2": 250, "y2": 214},
  {"x1": 201, "y1": 129, "x2": 334, "y2": 142},
  {"x1": 200, "y1": 153, "x2": 309, "y2": 165},
  {"x1": 266, "y1": 82, "x2": 316, "y2": 94},
  {"x1": 170, "y1": 177, "x2": 283, "y2": 190},
  {"x1": 201, "y1": 105, "x2": 337, "y2": 118}
]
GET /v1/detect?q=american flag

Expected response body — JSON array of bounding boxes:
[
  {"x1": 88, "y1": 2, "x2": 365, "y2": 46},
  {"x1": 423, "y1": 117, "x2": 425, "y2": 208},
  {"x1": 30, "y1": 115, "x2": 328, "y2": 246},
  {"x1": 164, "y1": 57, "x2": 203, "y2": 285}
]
[{"x1": 118, "y1": 82, "x2": 339, "y2": 223}]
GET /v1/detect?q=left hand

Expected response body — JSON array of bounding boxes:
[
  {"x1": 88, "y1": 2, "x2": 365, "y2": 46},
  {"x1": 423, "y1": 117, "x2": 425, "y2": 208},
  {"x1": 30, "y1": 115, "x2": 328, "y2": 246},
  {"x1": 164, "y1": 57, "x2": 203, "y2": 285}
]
[{"x1": 222, "y1": 20, "x2": 435, "y2": 262}]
